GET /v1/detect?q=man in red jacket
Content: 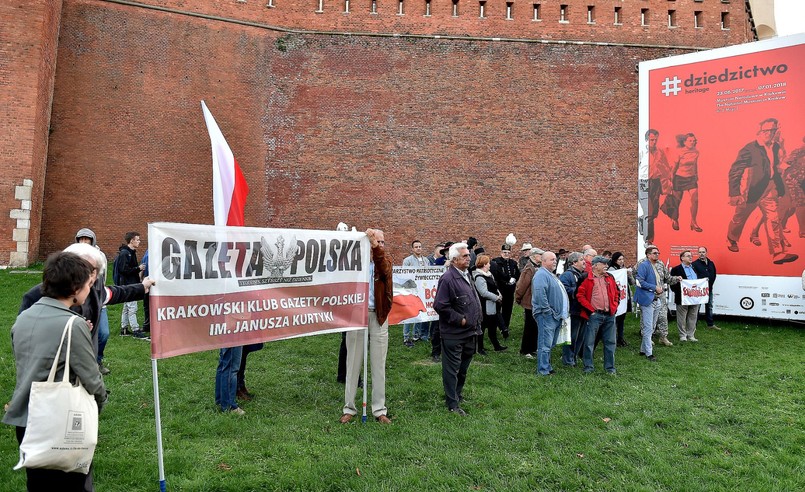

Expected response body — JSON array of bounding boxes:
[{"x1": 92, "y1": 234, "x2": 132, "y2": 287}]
[
  {"x1": 340, "y1": 229, "x2": 394, "y2": 424},
  {"x1": 577, "y1": 256, "x2": 622, "y2": 374}
]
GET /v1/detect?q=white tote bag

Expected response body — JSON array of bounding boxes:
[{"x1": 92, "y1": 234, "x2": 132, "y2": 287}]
[{"x1": 14, "y1": 315, "x2": 99, "y2": 474}]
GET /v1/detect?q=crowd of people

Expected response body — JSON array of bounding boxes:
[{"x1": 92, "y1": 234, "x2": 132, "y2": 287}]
[
  {"x1": 383, "y1": 237, "x2": 720, "y2": 416},
  {"x1": 3, "y1": 227, "x2": 721, "y2": 489}
]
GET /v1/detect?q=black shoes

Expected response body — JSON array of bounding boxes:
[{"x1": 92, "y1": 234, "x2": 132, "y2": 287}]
[
  {"x1": 494, "y1": 346, "x2": 508, "y2": 352},
  {"x1": 449, "y1": 407, "x2": 467, "y2": 417}
]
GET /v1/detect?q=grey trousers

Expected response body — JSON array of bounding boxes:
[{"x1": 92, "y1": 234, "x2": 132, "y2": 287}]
[{"x1": 343, "y1": 311, "x2": 388, "y2": 418}]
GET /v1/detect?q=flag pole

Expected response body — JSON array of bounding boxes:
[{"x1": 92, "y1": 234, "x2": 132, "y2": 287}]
[
  {"x1": 361, "y1": 327, "x2": 368, "y2": 423},
  {"x1": 152, "y1": 358, "x2": 167, "y2": 492}
]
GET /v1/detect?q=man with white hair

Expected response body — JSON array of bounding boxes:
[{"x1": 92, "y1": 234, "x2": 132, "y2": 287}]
[
  {"x1": 434, "y1": 242, "x2": 483, "y2": 416},
  {"x1": 340, "y1": 229, "x2": 393, "y2": 424},
  {"x1": 19, "y1": 238, "x2": 155, "y2": 374},
  {"x1": 531, "y1": 251, "x2": 569, "y2": 376}
]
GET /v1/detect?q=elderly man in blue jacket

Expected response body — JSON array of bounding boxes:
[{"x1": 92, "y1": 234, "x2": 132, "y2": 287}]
[
  {"x1": 434, "y1": 242, "x2": 482, "y2": 416},
  {"x1": 531, "y1": 251, "x2": 569, "y2": 376}
]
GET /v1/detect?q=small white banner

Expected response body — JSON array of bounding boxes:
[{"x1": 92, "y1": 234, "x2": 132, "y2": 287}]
[{"x1": 680, "y1": 278, "x2": 710, "y2": 306}]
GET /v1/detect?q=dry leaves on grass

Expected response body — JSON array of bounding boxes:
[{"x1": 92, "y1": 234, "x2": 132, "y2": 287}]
[
  {"x1": 218, "y1": 462, "x2": 232, "y2": 471},
  {"x1": 356, "y1": 468, "x2": 361, "y2": 476},
  {"x1": 577, "y1": 453, "x2": 585, "y2": 459},
  {"x1": 602, "y1": 417, "x2": 612, "y2": 423}
]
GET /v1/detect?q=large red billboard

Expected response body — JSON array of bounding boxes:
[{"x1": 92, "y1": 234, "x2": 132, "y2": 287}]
[{"x1": 638, "y1": 34, "x2": 805, "y2": 320}]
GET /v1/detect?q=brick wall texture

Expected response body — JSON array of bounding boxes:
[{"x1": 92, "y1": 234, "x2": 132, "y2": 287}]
[
  {"x1": 0, "y1": 0, "x2": 62, "y2": 264},
  {"x1": 3, "y1": 0, "x2": 753, "y2": 264}
]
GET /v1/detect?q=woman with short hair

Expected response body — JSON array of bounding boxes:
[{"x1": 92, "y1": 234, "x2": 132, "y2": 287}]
[
  {"x1": 3, "y1": 252, "x2": 108, "y2": 491},
  {"x1": 472, "y1": 255, "x2": 508, "y2": 354}
]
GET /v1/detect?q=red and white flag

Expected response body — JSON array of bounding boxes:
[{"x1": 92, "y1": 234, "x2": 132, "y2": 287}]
[{"x1": 201, "y1": 101, "x2": 249, "y2": 226}]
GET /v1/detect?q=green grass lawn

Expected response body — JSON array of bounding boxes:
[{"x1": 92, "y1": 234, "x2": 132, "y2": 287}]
[{"x1": 1, "y1": 268, "x2": 803, "y2": 491}]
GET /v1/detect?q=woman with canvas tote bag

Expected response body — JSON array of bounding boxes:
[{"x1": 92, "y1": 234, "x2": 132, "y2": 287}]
[{"x1": 3, "y1": 252, "x2": 108, "y2": 491}]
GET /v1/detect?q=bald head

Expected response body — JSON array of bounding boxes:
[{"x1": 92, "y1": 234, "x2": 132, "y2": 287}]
[{"x1": 541, "y1": 251, "x2": 557, "y2": 271}]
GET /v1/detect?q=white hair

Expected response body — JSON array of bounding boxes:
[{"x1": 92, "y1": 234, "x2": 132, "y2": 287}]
[
  {"x1": 448, "y1": 242, "x2": 468, "y2": 260},
  {"x1": 64, "y1": 242, "x2": 107, "y2": 277}
]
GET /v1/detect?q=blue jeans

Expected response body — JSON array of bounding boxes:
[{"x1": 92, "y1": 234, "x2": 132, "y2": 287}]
[
  {"x1": 403, "y1": 323, "x2": 415, "y2": 341},
  {"x1": 583, "y1": 312, "x2": 616, "y2": 373},
  {"x1": 640, "y1": 299, "x2": 660, "y2": 356},
  {"x1": 536, "y1": 312, "x2": 561, "y2": 375},
  {"x1": 561, "y1": 315, "x2": 586, "y2": 366},
  {"x1": 97, "y1": 307, "x2": 110, "y2": 364},
  {"x1": 414, "y1": 322, "x2": 429, "y2": 341},
  {"x1": 215, "y1": 346, "x2": 243, "y2": 411}
]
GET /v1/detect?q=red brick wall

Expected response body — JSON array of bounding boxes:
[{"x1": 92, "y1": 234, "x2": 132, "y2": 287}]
[
  {"x1": 0, "y1": 1, "x2": 62, "y2": 265},
  {"x1": 38, "y1": 0, "x2": 736, "y2": 264}
]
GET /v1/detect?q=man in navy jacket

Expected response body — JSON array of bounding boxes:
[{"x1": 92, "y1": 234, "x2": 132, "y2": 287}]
[{"x1": 434, "y1": 242, "x2": 482, "y2": 416}]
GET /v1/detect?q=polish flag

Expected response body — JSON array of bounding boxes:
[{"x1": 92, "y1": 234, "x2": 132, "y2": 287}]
[{"x1": 201, "y1": 101, "x2": 249, "y2": 226}]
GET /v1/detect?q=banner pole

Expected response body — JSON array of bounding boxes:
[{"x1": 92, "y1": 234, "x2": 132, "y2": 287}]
[
  {"x1": 361, "y1": 326, "x2": 368, "y2": 424},
  {"x1": 152, "y1": 358, "x2": 167, "y2": 492}
]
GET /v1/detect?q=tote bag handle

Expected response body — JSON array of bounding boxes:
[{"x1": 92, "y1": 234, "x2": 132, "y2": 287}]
[{"x1": 46, "y1": 315, "x2": 78, "y2": 384}]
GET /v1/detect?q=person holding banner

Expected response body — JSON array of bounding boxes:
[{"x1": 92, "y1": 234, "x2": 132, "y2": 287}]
[
  {"x1": 340, "y1": 229, "x2": 393, "y2": 424},
  {"x1": 670, "y1": 251, "x2": 700, "y2": 342},
  {"x1": 576, "y1": 256, "x2": 621, "y2": 374},
  {"x1": 607, "y1": 252, "x2": 634, "y2": 347},
  {"x1": 434, "y1": 243, "x2": 483, "y2": 416},
  {"x1": 692, "y1": 247, "x2": 719, "y2": 330}
]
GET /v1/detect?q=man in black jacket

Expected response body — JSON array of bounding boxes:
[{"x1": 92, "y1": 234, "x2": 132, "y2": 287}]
[
  {"x1": 693, "y1": 246, "x2": 719, "y2": 330},
  {"x1": 490, "y1": 244, "x2": 520, "y2": 336},
  {"x1": 114, "y1": 231, "x2": 147, "y2": 338},
  {"x1": 434, "y1": 243, "x2": 482, "y2": 416}
]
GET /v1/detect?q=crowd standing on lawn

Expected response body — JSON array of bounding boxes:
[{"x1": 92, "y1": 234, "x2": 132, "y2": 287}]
[{"x1": 5, "y1": 225, "x2": 722, "y2": 467}]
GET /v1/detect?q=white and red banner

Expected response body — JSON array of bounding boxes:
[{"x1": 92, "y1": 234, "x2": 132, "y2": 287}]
[
  {"x1": 388, "y1": 266, "x2": 444, "y2": 325},
  {"x1": 680, "y1": 278, "x2": 710, "y2": 306},
  {"x1": 147, "y1": 222, "x2": 370, "y2": 359},
  {"x1": 610, "y1": 269, "x2": 628, "y2": 317}
]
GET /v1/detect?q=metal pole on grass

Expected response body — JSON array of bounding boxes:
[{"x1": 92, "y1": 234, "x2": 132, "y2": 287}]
[
  {"x1": 362, "y1": 327, "x2": 368, "y2": 423},
  {"x1": 152, "y1": 358, "x2": 167, "y2": 492}
]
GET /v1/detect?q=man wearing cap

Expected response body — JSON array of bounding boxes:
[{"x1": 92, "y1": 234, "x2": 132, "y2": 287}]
[
  {"x1": 576, "y1": 256, "x2": 621, "y2": 374},
  {"x1": 515, "y1": 247, "x2": 544, "y2": 358},
  {"x1": 518, "y1": 243, "x2": 534, "y2": 271},
  {"x1": 531, "y1": 251, "x2": 569, "y2": 376},
  {"x1": 491, "y1": 244, "x2": 520, "y2": 336}
]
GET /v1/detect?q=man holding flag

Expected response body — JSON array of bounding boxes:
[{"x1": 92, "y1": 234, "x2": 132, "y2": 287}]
[
  {"x1": 202, "y1": 101, "x2": 251, "y2": 414},
  {"x1": 340, "y1": 228, "x2": 394, "y2": 424}
]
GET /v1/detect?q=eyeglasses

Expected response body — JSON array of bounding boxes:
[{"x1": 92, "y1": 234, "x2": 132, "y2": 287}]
[
  {"x1": 760, "y1": 128, "x2": 778, "y2": 134},
  {"x1": 650, "y1": 252, "x2": 660, "y2": 255}
]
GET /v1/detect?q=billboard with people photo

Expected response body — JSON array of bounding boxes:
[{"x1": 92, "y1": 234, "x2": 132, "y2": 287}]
[{"x1": 638, "y1": 34, "x2": 805, "y2": 321}]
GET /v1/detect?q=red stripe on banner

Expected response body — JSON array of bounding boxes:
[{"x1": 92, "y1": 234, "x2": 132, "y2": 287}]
[
  {"x1": 226, "y1": 157, "x2": 249, "y2": 226},
  {"x1": 150, "y1": 282, "x2": 369, "y2": 359}
]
